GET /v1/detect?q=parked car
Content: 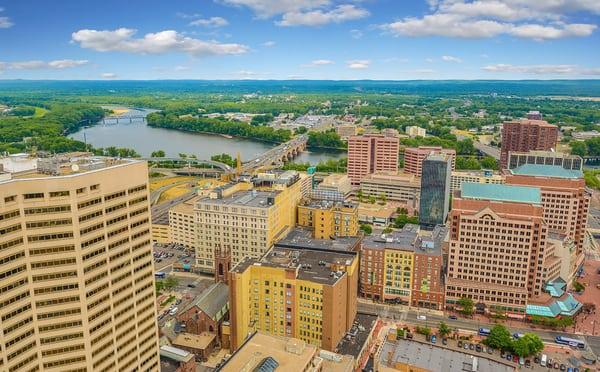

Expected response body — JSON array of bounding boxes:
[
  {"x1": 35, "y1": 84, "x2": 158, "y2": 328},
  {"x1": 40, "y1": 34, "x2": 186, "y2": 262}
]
[
  {"x1": 534, "y1": 356, "x2": 540, "y2": 364},
  {"x1": 430, "y1": 335, "x2": 436, "y2": 344},
  {"x1": 487, "y1": 347, "x2": 493, "y2": 354},
  {"x1": 417, "y1": 315, "x2": 427, "y2": 320},
  {"x1": 463, "y1": 343, "x2": 469, "y2": 350},
  {"x1": 513, "y1": 355, "x2": 519, "y2": 363},
  {"x1": 506, "y1": 354, "x2": 512, "y2": 361},
  {"x1": 475, "y1": 344, "x2": 482, "y2": 352},
  {"x1": 442, "y1": 338, "x2": 448, "y2": 345},
  {"x1": 448, "y1": 315, "x2": 458, "y2": 320},
  {"x1": 458, "y1": 340, "x2": 463, "y2": 348},
  {"x1": 187, "y1": 284, "x2": 196, "y2": 288},
  {"x1": 469, "y1": 343, "x2": 474, "y2": 350},
  {"x1": 554, "y1": 362, "x2": 559, "y2": 369},
  {"x1": 525, "y1": 359, "x2": 531, "y2": 368},
  {"x1": 519, "y1": 357, "x2": 525, "y2": 366},
  {"x1": 560, "y1": 364, "x2": 566, "y2": 371}
]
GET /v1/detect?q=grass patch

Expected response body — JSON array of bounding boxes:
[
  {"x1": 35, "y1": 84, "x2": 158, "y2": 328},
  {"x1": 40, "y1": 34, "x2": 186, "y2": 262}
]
[
  {"x1": 33, "y1": 107, "x2": 49, "y2": 118},
  {"x1": 149, "y1": 176, "x2": 195, "y2": 191},
  {"x1": 149, "y1": 172, "x2": 165, "y2": 178},
  {"x1": 584, "y1": 169, "x2": 600, "y2": 190},
  {"x1": 161, "y1": 295, "x2": 176, "y2": 307}
]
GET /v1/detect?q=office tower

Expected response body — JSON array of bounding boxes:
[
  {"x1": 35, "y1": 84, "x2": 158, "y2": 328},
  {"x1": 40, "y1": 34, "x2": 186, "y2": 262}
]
[
  {"x1": 450, "y1": 170, "x2": 505, "y2": 192},
  {"x1": 507, "y1": 150, "x2": 583, "y2": 171},
  {"x1": 419, "y1": 154, "x2": 451, "y2": 227},
  {"x1": 445, "y1": 183, "x2": 558, "y2": 316},
  {"x1": 505, "y1": 164, "x2": 590, "y2": 253},
  {"x1": 500, "y1": 119, "x2": 558, "y2": 169},
  {"x1": 194, "y1": 176, "x2": 302, "y2": 273},
  {"x1": 229, "y1": 231, "x2": 360, "y2": 351},
  {"x1": 347, "y1": 134, "x2": 399, "y2": 186},
  {"x1": 0, "y1": 156, "x2": 159, "y2": 372},
  {"x1": 403, "y1": 146, "x2": 456, "y2": 177},
  {"x1": 360, "y1": 224, "x2": 446, "y2": 310},
  {"x1": 297, "y1": 199, "x2": 358, "y2": 239}
]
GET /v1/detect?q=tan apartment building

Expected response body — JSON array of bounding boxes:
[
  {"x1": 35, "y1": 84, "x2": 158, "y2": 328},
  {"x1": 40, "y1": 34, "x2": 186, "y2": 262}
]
[
  {"x1": 445, "y1": 183, "x2": 555, "y2": 317},
  {"x1": 347, "y1": 134, "x2": 399, "y2": 186},
  {"x1": 505, "y1": 164, "x2": 590, "y2": 254},
  {"x1": 359, "y1": 171, "x2": 420, "y2": 207},
  {"x1": 168, "y1": 195, "x2": 200, "y2": 251},
  {"x1": 297, "y1": 198, "x2": 359, "y2": 239},
  {"x1": 229, "y1": 235, "x2": 360, "y2": 351},
  {"x1": 450, "y1": 170, "x2": 505, "y2": 192},
  {"x1": 405, "y1": 126, "x2": 426, "y2": 138},
  {"x1": 0, "y1": 156, "x2": 159, "y2": 372},
  {"x1": 194, "y1": 176, "x2": 302, "y2": 273},
  {"x1": 403, "y1": 146, "x2": 456, "y2": 177}
]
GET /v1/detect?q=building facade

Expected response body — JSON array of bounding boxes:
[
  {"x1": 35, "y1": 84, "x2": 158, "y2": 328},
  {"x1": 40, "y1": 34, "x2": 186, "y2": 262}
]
[
  {"x1": 347, "y1": 134, "x2": 399, "y2": 186},
  {"x1": 359, "y1": 171, "x2": 420, "y2": 207},
  {"x1": 194, "y1": 179, "x2": 302, "y2": 273},
  {"x1": 403, "y1": 146, "x2": 456, "y2": 177},
  {"x1": 507, "y1": 151, "x2": 583, "y2": 171},
  {"x1": 445, "y1": 183, "x2": 555, "y2": 317},
  {"x1": 169, "y1": 196, "x2": 199, "y2": 251},
  {"x1": 450, "y1": 170, "x2": 505, "y2": 192},
  {"x1": 229, "y1": 243, "x2": 359, "y2": 351},
  {"x1": 405, "y1": 126, "x2": 426, "y2": 138},
  {"x1": 505, "y1": 164, "x2": 590, "y2": 254},
  {"x1": 0, "y1": 157, "x2": 159, "y2": 372},
  {"x1": 297, "y1": 199, "x2": 359, "y2": 239},
  {"x1": 500, "y1": 119, "x2": 558, "y2": 169},
  {"x1": 419, "y1": 154, "x2": 451, "y2": 228}
]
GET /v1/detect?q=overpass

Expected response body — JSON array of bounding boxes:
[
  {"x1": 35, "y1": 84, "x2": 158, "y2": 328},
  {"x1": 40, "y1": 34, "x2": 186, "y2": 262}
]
[
  {"x1": 455, "y1": 133, "x2": 501, "y2": 160},
  {"x1": 241, "y1": 134, "x2": 308, "y2": 174},
  {"x1": 143, "y1": 157, "x2": 232, "y2": 172}
]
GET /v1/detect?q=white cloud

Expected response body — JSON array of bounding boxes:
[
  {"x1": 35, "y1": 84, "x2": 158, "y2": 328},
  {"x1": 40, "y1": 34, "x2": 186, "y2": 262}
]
[
  {"x1": 347, "y1": 60, "x2": 370, "y2": 69},
  {"x1": 189, "y1": 16, "x2": 229, "y2": 28},
  {"x1": 414, "y1": 68, "x2": 436, "y2": 74},
  {"x1": 0, "y1": 59, "x2": 88, "y2": 70},
  {"x1": 219, "y1": 0, "x2": 330, "y2": 18},
  {"x1": 277, "y1": 5, "x2": 369, "y2": 26},
  {"x1": 262, "y1": 40, "x2": 276, "y2": 47},
  {"x1": 102, "y1": 72, "x2": 117, "y2": 79},
  {"x1": 302, "y1": 59, "x2": 335, "y2": 67},
  {"x1": 0, "y1": 8, "x2": 12, "y2": 28},
  {"x1": 442, "y1": 55, "x2": 462, "y2": 63},
  {"x1": 425, "y1": 58, "x2": 434, "y2": 63},
  {"x1": 174, "y1": 65, "x2": 190, "y2": 71},
  {"x1": 482, "y1": 63, "x2": 600, "y2": 75},
  {"x1": 71, "y1": 28, "x2": 249, "y2": 56},
  {"x1": 350, "y1": 29, "x2": 363, "y2": 39},
  {"x1": 380, "y1": 0, "x2": 597, "y2": 40}
]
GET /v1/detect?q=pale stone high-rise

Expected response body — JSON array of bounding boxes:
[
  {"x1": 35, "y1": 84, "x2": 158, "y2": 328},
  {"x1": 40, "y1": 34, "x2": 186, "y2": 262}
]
[{"x1": 0, "y1": 155, "x2": 159, "y2": 372}]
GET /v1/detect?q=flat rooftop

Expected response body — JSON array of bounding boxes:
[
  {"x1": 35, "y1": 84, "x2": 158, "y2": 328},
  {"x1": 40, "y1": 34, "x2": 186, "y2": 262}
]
[
  {"x1": 510, "y1": 164, "x2": 583, "y2": 179},
  {"x1": 379, "y1": 339, "x2": 515, "y2": 372},
  {"x1": 336, "y1": 312, "x2": 378, "y2": 357},
  {"x1": 460, "y1": 182, "x2": 541, "y2": 204},
  {"x1": 218, "y1": 332, "x2": 317, "y2": 372},
  {"x1": 300, "y1": 198, "x2": 357, "y2": 210},
  {"x1": 232, "y1": 246, "x2": 357, "y2": 286},
  {"x1": 275, "y1": 227, "x2": 361, "y2": 252},
  {"x1": 200, "y1": 189, "x2": 279, "y2": 208},
  {"x1": 172, "y1": 332, "x2": 216, "y2": 350},
  {"x1": 362, "y1": 224, "x2": 446, "y2": 256}
]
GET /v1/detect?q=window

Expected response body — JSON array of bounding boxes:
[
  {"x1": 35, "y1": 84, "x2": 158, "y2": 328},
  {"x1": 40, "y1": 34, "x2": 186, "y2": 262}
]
[{"x1": 24, "y1": 193, "x2": 44, "y2": 200}]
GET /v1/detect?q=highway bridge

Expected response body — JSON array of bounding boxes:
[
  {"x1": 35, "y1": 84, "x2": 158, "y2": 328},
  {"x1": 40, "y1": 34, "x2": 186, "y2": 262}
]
[
  {"x1": 241, "y1": 134, "x2": 308, "y2": 173},
  {"x1": 101, "y1": 116, "x2": 147, "y2": 125}
]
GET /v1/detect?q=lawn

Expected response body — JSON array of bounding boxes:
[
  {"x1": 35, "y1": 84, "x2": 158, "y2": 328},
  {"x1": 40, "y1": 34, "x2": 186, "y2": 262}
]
[
  {"x1": 33, "y1": 107, "x2": 49, "y2": 117},
  {"x1": 149, "y1": 176, "x2": 195, "y2": 191}
]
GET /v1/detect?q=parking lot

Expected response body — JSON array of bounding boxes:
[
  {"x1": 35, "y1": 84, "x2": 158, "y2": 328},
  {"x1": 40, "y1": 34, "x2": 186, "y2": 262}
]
[{"x1": 153, "y1": 243, "x2": 194, "y2": 274}]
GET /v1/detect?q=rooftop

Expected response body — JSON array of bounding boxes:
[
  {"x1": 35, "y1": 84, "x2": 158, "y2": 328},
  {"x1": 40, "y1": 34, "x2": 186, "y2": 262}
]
[
  {"x1": 180, "y1": 282, "x2": 229, "y2": 321},
  {"x1": 232, "y1": 245, "x2": 358, "y2": 286},
  {"x1": 200, "y1": 189, "x2": 279, "y2": 208},
  {"x1": 335, "y1": 312, "x2": 378, "y2": 357},
  {"x1": 379, "y1": 338, "x2": 515, "y2": 372},
  {"x1": 275, "y1": 227, "x2": 361, "y2": 252},
  {"x1": 217, "y1": 332, "x2": 318, "y2": 372},
  {"x1": 460, "y1": 183, "x2": 541, "y2": 205},
  {"x1": 159, "y1": 345, "x2": 194, "y2": 363},
  {"x1": 505, "y1": 118, "x2": 556, "y2": 128},
  {"x1": 362, "y1": 224, "x2": 446, "y2": 256},
  {"x1": 299, "y1": 198, "x2": 357, "y2": 211},
  {"x1": 510, "y1": 164, "x2": 583, "y2": 179},
  {"x1": 172, "y1": 332, "x2": 216, "y2": 351}
]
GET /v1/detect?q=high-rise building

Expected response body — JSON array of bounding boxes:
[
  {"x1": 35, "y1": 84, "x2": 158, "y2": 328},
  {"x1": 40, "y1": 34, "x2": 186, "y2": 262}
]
[
  {"x1": 347, "y1": 134, "x2": 399, "y2": 186},
  {"x1": 229, "y1": 232, "x2": 360, "y2": 351},
  {"x1": 507, "y1": 150, "x2": 583, "y2": 171},
  {"x1": 194, "y1": 176, "x2": 302, "y2": 273},
  {"x1": 168, "y1": 195, "x2": 200, "y2": 251},
  {"x1": 445, "y1": 183, "x2": 560, "y2": 316},
  {"x1": 0, "y1": 155, "x2": 159, "y2": 372},
  {"x1": 360, "y1": 224, "x2": 446, "y2": 310},
  {"x1": 450, "y1": 170, "x2": 505, "y2": 192},
  {"x1": 500, "y1": 119, "x2": 558, "y2": 169},
  {"x1": 505, "y1": 164, "x2": 590, "y2": 253},
  {"x1": 297, "y1": 199, "x2": 358, "y2": 239},
  {"x1": 403, "y1": 146, "x2": 456, "y2": 177},
  {"x1": 419, "y1": 154, "x2": 451, "y2": 227}
]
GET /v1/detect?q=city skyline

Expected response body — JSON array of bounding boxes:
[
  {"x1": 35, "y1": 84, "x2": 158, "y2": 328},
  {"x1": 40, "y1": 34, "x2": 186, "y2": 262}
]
[{"x1": 0, "y1": 0, "x2": 599, "y2": 80}]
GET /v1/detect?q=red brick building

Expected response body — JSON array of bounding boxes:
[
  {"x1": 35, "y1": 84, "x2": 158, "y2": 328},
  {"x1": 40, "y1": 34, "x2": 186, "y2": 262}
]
[
  {"x1": 403, "y1": 146, "x2": 456, "y2": 177},
  {"x1": 177, "y1": 282, "x2": 229, "y2": 341},
  {"x1": 500, "y1": 119, "x2": 558, "y2": 169},
  {"x1": 347, "y1": 133, "x2": 399, "y2": 185}
]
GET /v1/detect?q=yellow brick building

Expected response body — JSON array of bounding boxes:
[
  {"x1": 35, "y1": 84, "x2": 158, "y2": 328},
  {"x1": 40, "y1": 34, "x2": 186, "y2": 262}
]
[
  {"x1": 229, "y1": 242, "x2": 359, "y2": 352},
  {"x1": 297, "y1": 199, "x2": 358, "y2": 239}
]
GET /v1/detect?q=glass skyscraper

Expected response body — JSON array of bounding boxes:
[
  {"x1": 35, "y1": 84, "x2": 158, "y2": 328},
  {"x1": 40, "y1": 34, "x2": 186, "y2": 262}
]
[{"x1": 419, "y1": 153, "x2": 451, "y2": 227}]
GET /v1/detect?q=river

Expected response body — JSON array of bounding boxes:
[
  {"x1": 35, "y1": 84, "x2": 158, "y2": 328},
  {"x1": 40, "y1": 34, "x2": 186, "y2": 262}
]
[{"x1": 69, "y1": 108, "x2": 345, "y2": 164}]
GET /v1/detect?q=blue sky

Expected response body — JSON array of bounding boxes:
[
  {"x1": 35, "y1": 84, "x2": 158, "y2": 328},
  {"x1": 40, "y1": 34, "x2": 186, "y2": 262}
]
[{"x1": 0, "y1": 0, "x2": 599, "y2": 80}]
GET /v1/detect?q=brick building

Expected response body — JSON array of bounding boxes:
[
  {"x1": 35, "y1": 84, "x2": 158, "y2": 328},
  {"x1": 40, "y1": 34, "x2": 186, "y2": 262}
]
[
  {"x1": 347, "y1": 134, "x2": 399, "y2": 186},
  {"x1": 403, "y1": 146, "x2": 456, "y2": 177},
  {"x1": 500, "y1": 119, "x2": 558, "y2": 169}
]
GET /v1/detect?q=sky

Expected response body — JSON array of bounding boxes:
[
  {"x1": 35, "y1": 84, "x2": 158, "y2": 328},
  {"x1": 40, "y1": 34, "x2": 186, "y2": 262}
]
[{"x1": 0, "y1": 0, "x2": 599, "y2": 80}]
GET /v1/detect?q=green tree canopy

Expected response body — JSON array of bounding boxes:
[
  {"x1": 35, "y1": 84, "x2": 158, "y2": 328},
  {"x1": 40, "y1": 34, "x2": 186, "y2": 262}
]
[
  {"x1": 151, "y1": 150, "x2": 166, "y2": 158},
  {"x1": 512, "y1": 333, "x2": 544, "y2": 357},
  {"x1": 457, "y1": 297, "x2": 474, "y2": 316},
  {"x1": 483, "y1": 325, "x2": 513, "y2": 351}
]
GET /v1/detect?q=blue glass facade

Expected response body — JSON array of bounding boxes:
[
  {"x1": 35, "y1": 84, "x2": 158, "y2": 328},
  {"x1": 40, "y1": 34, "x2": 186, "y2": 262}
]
[{"x1": 419, "y1": 155, "x2": 451, "y2": 227}]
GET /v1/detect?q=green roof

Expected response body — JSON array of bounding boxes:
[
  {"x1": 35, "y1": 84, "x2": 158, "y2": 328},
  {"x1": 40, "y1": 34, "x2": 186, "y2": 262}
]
[
  {"x1": 511, "y1": 164, "x2": 583, "y2": 179},
  {"x1": 461, "y1": 183, "x2": 541, "y2": 204}
]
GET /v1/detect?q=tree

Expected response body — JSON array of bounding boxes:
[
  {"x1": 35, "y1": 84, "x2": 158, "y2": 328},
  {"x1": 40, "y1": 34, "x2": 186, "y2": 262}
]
[
  {"x1": 151, "y1": 150, "x2": 165, "y2": 158},
  {"x1": 416, "y1": 326, "x2": 431, "y2": 337},
  {"x1": 512, "y1": 333, "x2": 544, "y2": 357},
  {"x1": 295, "y1": 126, "x2": 308, "y2": 134},
  {"x1": 570, "y1": 141, "x2": 587, "y2": 157},
  {"x1": 483, "y1": 325, "x2": 513, "y2": 351},
  {"x1": 360, "y1": 224, "x2": 372, "y2": 235},
  {"x1": 480, "y1": 156, "x2": 499, "y2": 170},
  {"x1": 438, "y1": 321, "x2": 451, "y2": 338},
  {"x1": 457, "y1": 297, "x2": 474, "y2": 316}
]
